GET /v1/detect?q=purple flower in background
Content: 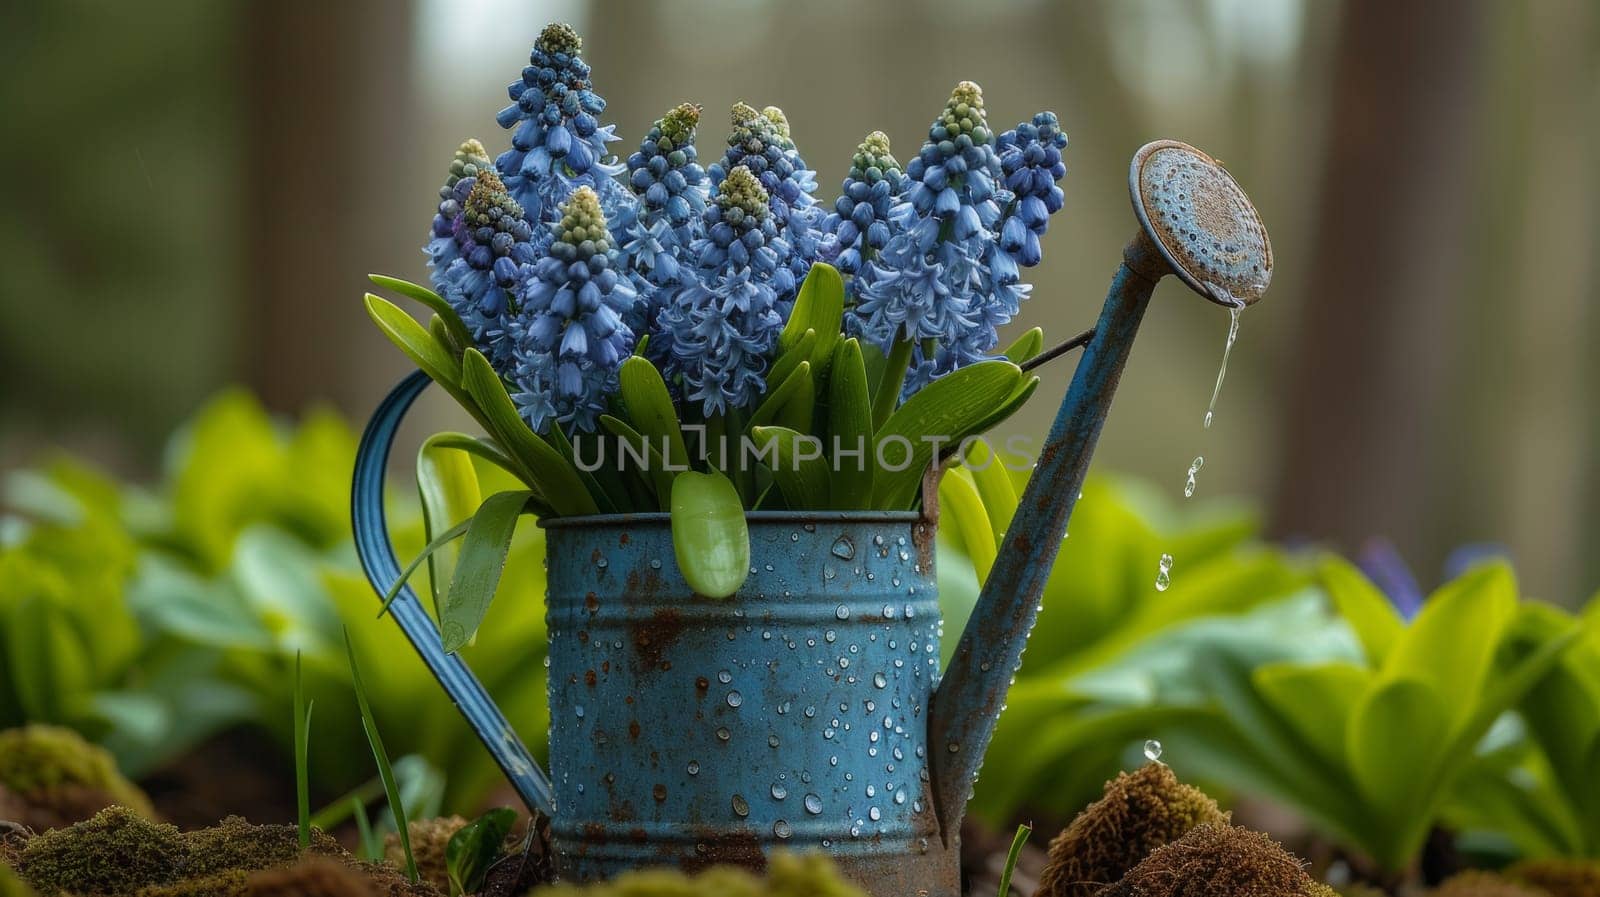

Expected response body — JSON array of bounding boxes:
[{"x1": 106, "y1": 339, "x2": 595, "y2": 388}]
[
  {"x1": 1355, "y1": 538, "x2": 1510, "y2": 621},
  {"x1": 652, "y1": 167, "x2": 790, "y2": 416},
  {"x1": 508, "y1": 186, "x2": 636, "y2": 433}
]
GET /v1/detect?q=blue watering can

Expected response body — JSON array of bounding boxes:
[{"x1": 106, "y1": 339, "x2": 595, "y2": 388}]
[{"x1": 352, "y1": 140, "x2": 1271, "y2": 895}]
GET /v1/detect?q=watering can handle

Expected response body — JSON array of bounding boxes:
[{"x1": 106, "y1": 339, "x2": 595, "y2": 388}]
[{"x1": 351, "y1": 369, "x2": 557, "y2": 818}]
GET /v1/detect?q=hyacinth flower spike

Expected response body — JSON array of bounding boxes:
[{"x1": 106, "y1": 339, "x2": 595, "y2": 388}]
[
  {"x1": 854, "y1": 81, "x2": 1007, "y2": 421},
  {"x1": 431, "y1": 168, "x2": 541, "y2": 370},
  {"x1": 493, "y1": 23, "x2": 630, "y2": 227},
  {"x1": 653, "y1": 166, "x2": 790, "y2": 419},
  {"x1": 708, "y1": 102, "x2": 821, "y2": 303},
  {"x1": 618, "y1": 102, "x2": 710, "y2": 333},
  {"x1": 508, "y1": 186, "x2": 637, "y2": 435},
  {"x1": 426, "y1": 138, "x2": 493, "y2": 274},
  {"x1": 821, "y1": 131, "x2": 905, "y2": 289}
]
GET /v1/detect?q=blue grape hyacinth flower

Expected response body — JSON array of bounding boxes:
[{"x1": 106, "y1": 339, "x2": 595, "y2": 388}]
[
  {"x1": 995, "y1": 111, "x2": 1067, "y2": 269},
  {"x1": 707, "y1": 103, "x2": 821, "y2": 302},
  {"x1": 618, "y1": 102, "x2": 709, "y2": 333},
  {"x1": 494, "y1": 23, "x2": 628, "y2": 226},
  {"x1": 822, "y1": 131, "x2": 905, "y2": 285},
  {"x1": 432, "y1": 167, "x2": 542, "y2": 370},
  {"x1": 653, "y1": 166, "x2": 790, "y2": 417},
  {"x1": 508, "y1": 185, "x2": 636, "y2": 433},
  {"x1": 426, "y1": 138, "x2": 493, "y2": 275}
]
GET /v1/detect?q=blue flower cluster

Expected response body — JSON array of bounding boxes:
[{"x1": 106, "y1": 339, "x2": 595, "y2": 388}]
[
  {"x1": 821, "y1": 131, "x2": 903, "y2": 283},
  {"x1": 493, "y1": 23, "x2": 630, "y2": 226},
  {"x1": 509, "y1": 186, "x2": 637, "y2": 433},
  {"x1": 707, "y1": 103, "x2": 821, "y2": 301},
  {"x1": 617, "y1": 103, "x2": 710, "y2": 332},
  {"x1": 427, "y1": 138, "x2": 493, "y2": 274},
  {"x1": 845, "y1": 82, "x2": 1067, "y2": 391},
  {"x1": 653, "y1": 167, "x2": 790, "y2": 415},
  {"x1": 430, "y1": 167, "x2": 541, "y2": 370}
]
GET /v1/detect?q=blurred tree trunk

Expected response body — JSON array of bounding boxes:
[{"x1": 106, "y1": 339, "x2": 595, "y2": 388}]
[
  {"x1": 240, "y1": 0, "x2": 417, "y2": 414},
  {"x1": 1269, "y1": 0, "x2": 1484, "y2": 571}
]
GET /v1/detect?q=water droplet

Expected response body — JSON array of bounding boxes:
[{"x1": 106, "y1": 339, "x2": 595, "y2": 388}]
[
  {"x1": 804, "y1": 793, "x2": 823, "y2": 815},
  {"x1": 726, "y1": 691, "x2": 743, "y2": 707},
  {"x1": 770, "y1": 782, "x2": 788, "y2": 800},
  {"x1": 1144, "y1": 739, "x2": 1164, "y2": 762},
  {"x1": 595, "y1": 555, "x2": 608, "y2": 569},
  {"x1": 873, "y1": 672, "x2": 887, "y2": 689},
  {"x1": 894, "y1": 789, "x2": 907, "y2": 805},
  {"x1": 732, "y1": 794, "x2": 750, "y2": 816},
  {"x1": 1203, "y1": 304, "x2": 1242, "y2": 429},
  {"x1": 574, "y1": 705, "x2": 585, "y2": 718},
  {"x1": 773, "y1": 819, "x2": 792, "y2": 839},
  {"x1": 649, "y1": 557, "x2": 662, "y2": 569},
  {"x1": 868, "y1": 806, "x2": 881, "y2": 821},
  {"x1": 716, "y1": 726, "x2": 731, "y2": 741},
  {"x1": 831, "y1": 536, "x2": 856, "y2": 560},
  {"x1": 717, "y1": 669, "x2": 732, "y2": 684},
  {"x1": 768, "y1": 734, "x2": 780, "y2": 748},
  {"x1": 687, "y1": 760, "x2": 700, "y2": 775},
  {"x1": 866, "y1": 784, "x2": 876, "y2": 797},
  {"x1": 1155, "y1": 553, "x2": 1173, "y2": 591},
  {"x1": 835, "y1": 604, "x2": 850, "y2": 621},
  {"x1": 1184, "y1": 456, "x2": 1204, "y2": 498}
]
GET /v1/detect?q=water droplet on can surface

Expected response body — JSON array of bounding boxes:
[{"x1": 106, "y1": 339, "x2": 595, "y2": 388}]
[
  {"x1": 831, "y1": 536, "x2": 856, "y2": 560},
  {"x1": 726, "y1": 690, "x2": 743, "y2": 707},
  {"x1": 873, "y1": 672, "x2": 887, "y2": 688},
  {"x1": 1184, "y1": 456, "x2": 1204, "y2": 498},
  {"x1": 1144, "y1": 739, "x2": 1164, "y2": 762},
  {"x1": 716, "y1": 726, "x2": 731, "y2": 741},
  {"x1": 717, "y1": 669, "x2": 732, "y2": 684},
  {"x1": 773, "y1": 819, "x2": 792, "y2": 839},
  {"x1": 771, "y1": 783, "x2": 788, "y2": 800},
  {"x1": 1155, "y1": 553, "x2": 1174, "y2": 591},
  {"x1": 687, "y1": 761, "x2": 700, "y2": 775},
  {"x1": 804, "y1": 793, "x2": 823, "y2": 815},
  {"x1": 835, "y1": 604, "x2": 850, "y2": 620},
  {"x1": 732, "y1": 794, "x2": 750, "y2": 816}
]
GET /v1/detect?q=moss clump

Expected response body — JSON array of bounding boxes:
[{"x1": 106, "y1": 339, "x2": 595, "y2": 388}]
[
  {"x1": 1507, "y1": 859, "x2": 1600, "y2": 897},
  {"x1": 1103, "y1": 824, "x2": 1333, "y2": 897},
  {"x1": 0, "y1": 726, "x2": 154, "y2": 829},
  {"x1": 1036, "y1": 763, "x2": 1230, "y2": 897},
  {"x1": 135, "y1": 869, "x2": 251, "y2": 897},
  {"x1": 1433, "y1": 871, "x2": 1552, "y2": 897},
  {"x1": 0, "y1": 824, "x2": 30, "y2": 871},
  {"x1": 525, "y1": 851, "x2": 861, "y2": 897},
  {"x1": 17, "y1": 806, "x2": 185, "y2": 895},
  {"x1": 384, "y1": 816, "x2": 468, "y2": 894},
  {"x1": 183, "y1": 816, "x2": 343, "y2": 877}
]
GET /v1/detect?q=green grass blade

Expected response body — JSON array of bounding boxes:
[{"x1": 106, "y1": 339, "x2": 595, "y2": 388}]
[
  {"x1": 344, "y1": 627, "x2": 418, "y2": 882},
  {"x1": 998, "y1": 823, "x2": 1032, "y2": 897},
  {"x1": 294, "y1": 652, "x2": 313, "y2": 849},
  {"x1": 377, "y1": 518, "x2": 472, "y2": 617},
  {"x1": 351, "y1": 796, "x2": 380, "y2": 861}
]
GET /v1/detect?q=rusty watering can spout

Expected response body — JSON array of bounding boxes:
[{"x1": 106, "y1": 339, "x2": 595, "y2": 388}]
[{"x1": 925, "y1": 140, "x2": 1272, "y2": 838}]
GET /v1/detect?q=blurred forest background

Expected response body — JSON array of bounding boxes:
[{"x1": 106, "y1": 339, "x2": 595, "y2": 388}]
[{"x1": 1, "y1": 0, "x2": 1596, "y2": 604}]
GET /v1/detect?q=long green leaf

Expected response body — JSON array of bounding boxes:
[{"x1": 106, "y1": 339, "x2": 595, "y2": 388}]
[
  {"x1": 939, "y1": 467, "x2": 996, "y2": 582},
  {"x1": 779, "y1": 262, "x2": 845, "y2": 376},
  {"x1": 377, "y1": 519, "x2": 471, "y2": 617},
  {"x1": 545, "y1": 423, "x2": 621, "y2": 514},
  {"x1": 747, "y1": 361, "x2": 811, "y2": 432},
  {"x1": 440, "y1": 491, "x2": 532, "y2": 652},
  {"x1": 1346, "y1": 676, "x2": 1449, "y2": 862},
  {"x1": 617, "y1": 357, "x2": 690, "y2": 471},
  {"x1": 670, "y1": 471, "x2": 749, "y2": 599},
  {"x1": 460, "y1": 349, "x2": 598, "y2": 516},
  {"x1": 1320, "y1": 557, "x2": 1403, "y2": 666},
  {"x1": 418, "y1": 434, "x2": 485, "y2": 615},
  {"x1": 600, "y1": 414, "x2": 674, "y2": 512},
  {"x1": 364, "y1": 294, "x2": 462, "y2": 387},
  {"x1": 1002, "y1": 327, "x2": 1044, "y2": 364},
  {"x1": 294, "y1": 652, "x2": 313, "y2": 849},
  {"x1": 871, "y1": 360, "x2": 1022, "y2": 510},
  {"x1": 344, "y1": 628, "x2": 418, "y2": 883},
  {"x1": 751, "y1": 426, "x2": 830, "y2": 510},
  {"x1": 828, "y1": 338, "x2": 874, "y2": 508},
  {"x1": 766, "y1": 329, "x2": 816, "y2": 397},
  {"x1": 998, "y1": 824, "x2": 1032, "y2": 897},
  {"x1": 368, "y1": 273, "x2": 474, "y2": 351},
  {"x1": 961, "y1": 439, "x2": 1018, "y2": 544}
]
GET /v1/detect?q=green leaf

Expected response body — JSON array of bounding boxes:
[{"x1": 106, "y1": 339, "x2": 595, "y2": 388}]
[
  {"x1": 1320, "y1": 557, "x2": 1403, "y2": 666},
  {"x1": 871, "y1": 337, "x2": 914, "y2": 431},
  {"x1": 1346, "y1": 676, "x2": 1450, "y2": 858},
  {"x1": 544, "y1": 423, "x2": 621, "y2": 514},
  {"x1": 418, "y1": 434, "x2": 485, "y2": 615},
  {"x1": 779, "y1": 262, "x2": 844, "y2": 376},
  {"x1": 751, "y1": 426, "x2": 830, "y2": 510},
  {"x1": 429, "y1": 313, "x2": 464, "y2": 359},
  {"x1": 344, "y1": 628, "x2": 418, "y2": 883},
  {"x1": 747, "y1": 361, "x2": 812, "y2": 433},
  {"x1": 963, "y1": 375, "x2": 1040, "y2": 443},
  {"x1": 938, "y1": 467, "x2": 996, "y2": 582},
  {"x1": 599, "y1": 414, "x2": 675, "y2": 512},
  {"x1": 378, "y1": 519, "x2": 472, "y2": 617},
  {"x1": 364, "y1": 294, "x2": 462, "y2": 388},
  {"x1": 412, "y1": 432, "x2": 549, "y2": 512},
  {"x1": 827, "y1": 338, "x2": 874, "y2": 509},
  {"x1": 445, "y1": 807, "x2": 519, "y2": 897},
  {"x1": 998, "y1": 823, "x2": 1032, "y2": 897},
  {"x1": 294, "y1": 652, "x2": 313, "y2": 849},
  {"x1": 440, "y1": 491, "x2": 532, "y2": 652},
  {"x1": 670, "y1": 471, "x2": 749, "y2": 599},
  {"x1": 766, "y1": 329, "x2": 816, "y2": 397},
  {"x1": 961, "y1": 439, "x2": 1018, "y2": 545},
  {"x1": 1002, "y1": 327, "x2": 1044, "y2": 364},
  {"x1": 1251, "y1": 661, "x2": 1371, "y2": 770},
  {"x1": 1383, "y1": 561, "x2": 1516, "y2": 731},
  {"x1": 618, "y1": 357, "x2": 690, "y2": 471},
  {"x1": 871, "y1": 360, "x2": 1023, "y2": 510},
  {"x1": 460, "y1": 349, "x2": 598, "y2": 516},
  {"x1": 368, "y1": 273, "x2": 474, "y2": 351}
]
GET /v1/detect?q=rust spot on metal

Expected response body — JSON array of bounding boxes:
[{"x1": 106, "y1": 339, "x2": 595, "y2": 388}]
[
  {"x1": 585, "y1": 592, "x2": 599, "y2": 613},
  {"x1": 679, "y1": 829, "x2": 767, "y2": 874},
  {"x1": 591, "y1": 548, "x2": 603, "y2": 566},
  {"x1": 609, "y1": 800, "x2": 636, "y2": 823},
  {"x1": 628, "y1": 719, "x2": 641, "y2": 741},
  {"x1": 629, "y1": 606, "x2": 685, "y2": 673},
  {"x1": 912, "y1": 521, "x2": 936, "y2": 572},
  {"x1": 601, "y1": 660, "x2": 610, "y2": 673},
  {"x1": 577, "y1": 630, "x2": 588, "y2": 644},
  {"x1": 652, "y1": 783, "x2": 667, "y2": 802},
  {"x1": 619, "y1": 532, "x2": 630, "y2": 546},
  {"x1": 585, "y1": 669, "x2": 597, "y2": 687}
]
